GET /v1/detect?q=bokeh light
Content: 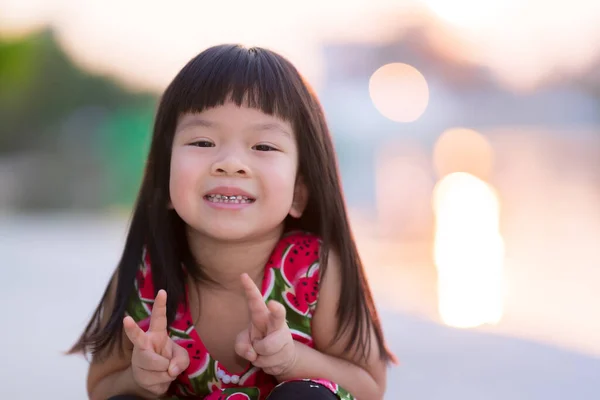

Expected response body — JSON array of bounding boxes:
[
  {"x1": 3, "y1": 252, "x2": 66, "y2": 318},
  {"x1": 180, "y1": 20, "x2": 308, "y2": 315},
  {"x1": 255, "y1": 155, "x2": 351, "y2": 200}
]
[
  {"x1": 433, "y1": 127, "x2": 494, "y2": 180},
  {"x1": 369, "y1": 63, "x2": 430, "y2": 122},
  {"x1": 433, "y1": 172, "x2": 505, "y2": 328}
]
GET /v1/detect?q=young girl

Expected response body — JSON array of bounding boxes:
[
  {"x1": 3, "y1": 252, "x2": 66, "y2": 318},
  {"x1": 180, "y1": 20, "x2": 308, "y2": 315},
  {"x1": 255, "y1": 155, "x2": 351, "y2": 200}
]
[{"x1": 70, "y1": 44, "x2": 396, "y2": 400}]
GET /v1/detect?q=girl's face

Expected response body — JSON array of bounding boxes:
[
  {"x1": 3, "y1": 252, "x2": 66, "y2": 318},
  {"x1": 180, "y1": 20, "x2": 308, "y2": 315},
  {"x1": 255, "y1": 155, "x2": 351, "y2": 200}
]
[{"x1": 170, "y1": 102, "x2": 305, "y2": 242}]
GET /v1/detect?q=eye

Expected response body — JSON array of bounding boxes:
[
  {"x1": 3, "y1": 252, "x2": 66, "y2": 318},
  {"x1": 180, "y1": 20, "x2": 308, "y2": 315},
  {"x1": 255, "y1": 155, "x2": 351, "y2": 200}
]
[
  {"x1": 253, "y1": 144, "x2": 277, "y2": 152},
  {"x1": 189, "y1": 140, "x2": 215, "y2": 148}
]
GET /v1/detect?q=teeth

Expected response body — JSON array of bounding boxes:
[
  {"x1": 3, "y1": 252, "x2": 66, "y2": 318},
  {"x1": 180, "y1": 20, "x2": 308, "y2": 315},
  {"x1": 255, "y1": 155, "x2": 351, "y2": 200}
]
[{"x1": 205, "y1": 194, "x2": 254, "y2": 204}]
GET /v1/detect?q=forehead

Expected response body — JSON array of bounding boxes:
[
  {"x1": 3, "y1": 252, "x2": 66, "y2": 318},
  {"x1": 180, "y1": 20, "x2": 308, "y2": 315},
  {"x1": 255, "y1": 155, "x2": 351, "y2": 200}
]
[{"x1": 176, "y1": 103, "x2": 294, "y2": 137}]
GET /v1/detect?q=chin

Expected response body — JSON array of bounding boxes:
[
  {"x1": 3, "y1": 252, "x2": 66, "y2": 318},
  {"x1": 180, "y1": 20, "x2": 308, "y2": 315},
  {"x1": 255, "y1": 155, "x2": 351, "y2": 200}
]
[
  {"x1": 192, "y1": 222, "x2": 285, "y2": 243},
  {"x1": 205, "y1": 228, "x2": 256, "y2": 242}
]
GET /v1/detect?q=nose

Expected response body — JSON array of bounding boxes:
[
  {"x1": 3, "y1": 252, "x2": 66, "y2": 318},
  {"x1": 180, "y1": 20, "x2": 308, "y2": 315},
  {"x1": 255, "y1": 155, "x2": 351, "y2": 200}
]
[{"x1": 211, "y1": 151, "x2": 249, "y2": 177}]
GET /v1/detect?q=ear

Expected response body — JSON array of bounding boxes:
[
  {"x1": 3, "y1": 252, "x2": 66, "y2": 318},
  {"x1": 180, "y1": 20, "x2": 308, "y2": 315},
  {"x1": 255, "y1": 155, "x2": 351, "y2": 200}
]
[{"x1": 289, "y1": 176, "x2": 308, "y2": 218}]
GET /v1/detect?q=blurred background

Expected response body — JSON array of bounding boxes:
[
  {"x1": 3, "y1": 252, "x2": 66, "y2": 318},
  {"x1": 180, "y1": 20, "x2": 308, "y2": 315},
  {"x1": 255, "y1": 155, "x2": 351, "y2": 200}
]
[{"x1": 1, "y1": 0, "x2": 599, "y2": 399}]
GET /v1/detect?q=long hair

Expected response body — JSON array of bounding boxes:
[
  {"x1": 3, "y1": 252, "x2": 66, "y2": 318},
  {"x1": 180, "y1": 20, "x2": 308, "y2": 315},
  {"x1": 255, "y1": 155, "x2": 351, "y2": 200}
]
[{"x1": 69, "y1": 44, "x2": 394, "y2": 363}]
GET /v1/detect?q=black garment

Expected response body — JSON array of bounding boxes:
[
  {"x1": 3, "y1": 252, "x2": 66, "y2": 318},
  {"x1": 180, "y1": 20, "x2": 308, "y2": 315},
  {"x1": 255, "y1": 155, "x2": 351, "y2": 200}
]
[
  {"x1": 106, "y1": 381, "x2": 339, "y2": 400},
  {"x1": 267, "y1": 381, "x2": 339, "y2": 400},
  {"x1": 106, "y1": 397, "x2": 145, "y2": 400}
]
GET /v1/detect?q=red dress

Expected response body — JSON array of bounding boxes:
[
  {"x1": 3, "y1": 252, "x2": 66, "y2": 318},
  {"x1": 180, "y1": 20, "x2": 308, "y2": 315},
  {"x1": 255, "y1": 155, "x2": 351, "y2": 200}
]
[{"x1": 126, "y1": 231, "x2": 354, "y2": 400}]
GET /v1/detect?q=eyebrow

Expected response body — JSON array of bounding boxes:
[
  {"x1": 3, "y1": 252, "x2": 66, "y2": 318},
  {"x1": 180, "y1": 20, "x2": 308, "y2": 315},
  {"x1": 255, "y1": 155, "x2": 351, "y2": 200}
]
[
  {"x1": 176, "y1": 118, "x2": 214, "y2": 132},
  {"x1": 176, "y1": 117, "x2": 291, "y2": 137},
  {"x1": 249, "y1": 122, "x2": 292, "y2": 137}
]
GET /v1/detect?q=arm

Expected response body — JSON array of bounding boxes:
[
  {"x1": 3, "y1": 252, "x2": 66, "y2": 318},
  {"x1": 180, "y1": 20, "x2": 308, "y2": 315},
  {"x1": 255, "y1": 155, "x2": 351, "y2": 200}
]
[
  {"x1": 89, "y1": 364, "x2": 158, "y2": 400},
  {"x1": 277, "y1": 341, "x2": 384, "y2": 399},
  {"x1": 86, "y1": 276, "x2": 157, "y2": 400},
  {"x1": 276, "y1": 250, "x2": 387, "y2": 399}
]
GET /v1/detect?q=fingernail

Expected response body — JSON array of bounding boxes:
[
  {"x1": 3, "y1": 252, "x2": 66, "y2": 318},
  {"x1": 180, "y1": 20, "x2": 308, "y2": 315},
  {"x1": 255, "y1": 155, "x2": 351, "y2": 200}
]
[
  {"x1": 170, "y1": 366, "x2": 180, "y2": 376},
  {"x1": 246, "y1": 349, "x2": 256, "y2": 359}
]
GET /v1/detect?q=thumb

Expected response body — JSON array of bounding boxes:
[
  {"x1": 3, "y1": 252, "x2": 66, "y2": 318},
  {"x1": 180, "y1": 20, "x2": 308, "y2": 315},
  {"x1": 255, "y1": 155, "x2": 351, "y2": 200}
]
[
  {"x1": 168, "y1": 341, "x2": 190, "y2": 378},
  {"x1": 235, "y1": 329, "x2": 257, "y2": 362}
]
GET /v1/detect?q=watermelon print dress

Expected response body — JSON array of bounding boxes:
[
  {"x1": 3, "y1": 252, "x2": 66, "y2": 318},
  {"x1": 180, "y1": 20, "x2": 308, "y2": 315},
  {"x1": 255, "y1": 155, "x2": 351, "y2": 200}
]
[{"x1": 126, "y1": 231, "x2": 355, "y2": 400}]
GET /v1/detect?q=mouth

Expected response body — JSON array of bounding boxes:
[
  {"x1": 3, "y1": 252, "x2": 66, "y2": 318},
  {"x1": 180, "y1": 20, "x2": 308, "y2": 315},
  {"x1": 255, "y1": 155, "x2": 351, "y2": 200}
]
[{"x1": 203, "y1": 194, "x2": 256, "y2": 204}]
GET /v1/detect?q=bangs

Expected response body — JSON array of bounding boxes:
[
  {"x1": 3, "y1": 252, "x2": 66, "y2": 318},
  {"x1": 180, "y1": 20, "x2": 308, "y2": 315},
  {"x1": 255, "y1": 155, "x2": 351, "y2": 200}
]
[{"x1": 167, "y1": 44, "x2": 303, "y2": 123}]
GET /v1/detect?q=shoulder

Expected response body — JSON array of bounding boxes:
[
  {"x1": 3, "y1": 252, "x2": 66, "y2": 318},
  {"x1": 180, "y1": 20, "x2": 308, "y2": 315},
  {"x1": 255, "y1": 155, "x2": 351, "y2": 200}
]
[
  {"x1": 267, "y1": 231, "x2": 322, "y2": 316},
  {"x1": 310, "y1": 248, "x2": 342, "y2": 329},
  {"x1": 277, "y1": 230, "x2": 322, "y2": 253},
  {"x1": 126, "y1": 250, "x2": 192, "y2": 335},
  {"x1": 273, "y1": 230, "x2": 322, "y2": 284},
  {"x1": 125, "y1": 249, "x2": 156, "y2": 326}
]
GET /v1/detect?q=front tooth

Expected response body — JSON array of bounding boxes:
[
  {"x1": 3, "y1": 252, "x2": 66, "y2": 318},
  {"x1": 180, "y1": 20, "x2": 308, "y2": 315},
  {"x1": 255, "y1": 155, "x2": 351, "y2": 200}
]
[{"x1": 206, "y1": 194, "x2": 253, "y2": 203}]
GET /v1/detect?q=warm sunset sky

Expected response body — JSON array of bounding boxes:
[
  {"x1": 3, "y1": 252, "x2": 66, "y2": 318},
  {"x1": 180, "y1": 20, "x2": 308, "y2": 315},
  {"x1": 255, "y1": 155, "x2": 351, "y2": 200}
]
[{"x1": 1, "y1": 0, "x2": 599, "y2": 92}]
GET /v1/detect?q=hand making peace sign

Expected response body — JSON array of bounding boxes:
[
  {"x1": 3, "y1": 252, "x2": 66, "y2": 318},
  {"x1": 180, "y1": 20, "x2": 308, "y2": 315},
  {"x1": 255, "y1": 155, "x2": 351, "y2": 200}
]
[
  {"x1": 235, "y1": 273, "x2": 297, "y2": 377},
  {"x1": 123, "y1": 290, "x2": 190, "y2": 397}
]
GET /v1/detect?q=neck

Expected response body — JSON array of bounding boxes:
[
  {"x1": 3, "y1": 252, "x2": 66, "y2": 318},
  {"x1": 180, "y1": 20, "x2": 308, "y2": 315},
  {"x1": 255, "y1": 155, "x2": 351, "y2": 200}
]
[{"x1": 186, "y1": 226, "x2": 284, "y2": 291}]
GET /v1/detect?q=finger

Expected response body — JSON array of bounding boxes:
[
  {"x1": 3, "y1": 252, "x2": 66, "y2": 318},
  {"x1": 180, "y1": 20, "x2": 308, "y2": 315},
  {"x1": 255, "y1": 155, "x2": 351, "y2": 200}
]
[
  {"x1": 234, "y1": 329, "x2": 257, "y2": 362},
  {"x1": 168, "y1": 341, "x2": 191, "y2": 377},
  {"x1": 160, "y1": 336, "x2": 173, "y2": 360},
  {"x1": 252, "y1": 328, "x2": 289, "y2": 356},
  {"x1": 249, "y1": 319, "x2": 264, "y2": 343},
  {"x1": 123, "y1": 316, "x2": 149, "y2": 350},
  {"x1": 266, "y1": 300, "x2": 287, "y2": 333},
  {"x1": 251, "y1": 346, "x2": 291, "y2": 371},
  {"x1": 250, "y1": 354, "x2": 273, "y2": 370},
  {"x1": 149, "y1": 290, "x2": 168, "y2": 333},
  {"x1": 135, "y1": 370, "x2": 176, "y2": 387},
  {"x1": 133, "y1": 349, "x2": 170, "y2": 372},
  {"x1": 240, "y1": 273, "x2": 269, "y2": 333}
]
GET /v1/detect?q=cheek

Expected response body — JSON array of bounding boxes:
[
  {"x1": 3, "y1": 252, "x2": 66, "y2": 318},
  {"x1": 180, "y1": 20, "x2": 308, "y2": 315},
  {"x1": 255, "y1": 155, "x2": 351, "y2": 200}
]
[
  {"x1": 261, "y1": 159, "x2": 297, "y2": 201},
  {"x1": 169, "y1": 152, "x2": 202, "y2": 202}
]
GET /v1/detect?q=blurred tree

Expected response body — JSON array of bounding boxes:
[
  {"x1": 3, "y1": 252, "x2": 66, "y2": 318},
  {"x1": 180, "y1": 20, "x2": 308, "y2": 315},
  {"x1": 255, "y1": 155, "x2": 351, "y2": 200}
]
[
  {"x1": 0, "y1": 29, "x2": 158, "y2": 210},
  {"x1": 98, "y1": 107, "x2": 154, "y2": 209},
  {"x1": 0, "y1": 29, "x2": 156, "y2": 153}
]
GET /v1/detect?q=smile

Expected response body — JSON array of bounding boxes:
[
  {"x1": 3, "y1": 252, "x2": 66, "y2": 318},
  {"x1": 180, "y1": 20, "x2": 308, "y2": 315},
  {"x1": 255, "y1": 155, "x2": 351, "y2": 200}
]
[{"x1": 204, "y1": 194, "x2": 255, "y2": 204}]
